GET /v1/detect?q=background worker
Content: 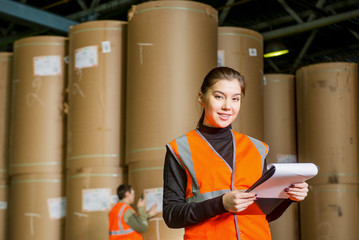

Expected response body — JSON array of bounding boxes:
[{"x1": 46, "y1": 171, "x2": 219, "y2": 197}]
[{"x1": 109, "y1": 184, "x2": 158, "y2": 240}]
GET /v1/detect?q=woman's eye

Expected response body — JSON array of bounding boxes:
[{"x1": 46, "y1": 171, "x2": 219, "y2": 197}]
[
  {"x1": 215, "y1": 95, "x2": 223, "y2": 99},
  {"x1": 233, "y1": 97, "x2": 240, "y2": 101}
]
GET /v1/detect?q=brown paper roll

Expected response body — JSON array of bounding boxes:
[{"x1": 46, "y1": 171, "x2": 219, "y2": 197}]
[
  {"x1": 128, "y1": 159, "x2": 164, "y2": 203},
  {"x1": 144, "y1": 218, "x2": 184, "y2": 240},
  {"x1": 8, "y1": 173, "x2": 64, "y2": 240},
  {"x1": 218, "y1": 27, "x2": 264, "y2": 140},
  {"x1": 128, "y1": 159, "x2": 184, "y2": 240},
  {"x1": 65, "y1": 167, "x2": 126, "y2": 240},
  {"x1": 0, "y1": 52, "x2": 12, "y2": 179},
  {"x1": 126, "y1": 1, "x2": 218, "y2": 164},
  {"x1": 10, "y1": 36, "x2": 67, "y2": 175},
  {"x1": 264, "y1": 74, "x2": 296, "y2": 164},
  {"x1": 296, "y1": 62, "x2": 359, "y2": 184},
  {"x1": 269, "y1": 204, "x2": 299, "y2": 240},
  {"x1": 67, "y1": 20, "x2": 127, "y2": 169},
  {"x1": 300, "y1": 184, "x2": 359, "y2": 240},
  {"x1": 0, "y1": 180, "x2": 8, "y2": 240},
  {"x1": 264, "y1": 74, "x2": 299, "y2": 240}
]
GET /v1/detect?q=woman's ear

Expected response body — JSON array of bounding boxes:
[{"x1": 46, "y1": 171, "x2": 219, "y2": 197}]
[{"x1": 198, "y1": 92, "x2": 204, "y2": 106}]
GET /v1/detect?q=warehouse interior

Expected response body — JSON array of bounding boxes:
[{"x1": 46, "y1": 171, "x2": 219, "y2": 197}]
[
  {"x1": 0, "y1": 0, "x2": 359, "y2": 72},
  {"x1": 0, "y1": 1, "x2": 359, "y2": 240}
]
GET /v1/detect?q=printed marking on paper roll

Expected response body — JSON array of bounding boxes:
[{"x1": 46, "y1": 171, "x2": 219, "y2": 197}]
[
  {"x1": 14, "y1": 42, "x2": 64, "y2": 49},
  {"x1": 70, "y1": 27, "x2": 125, "y2": 35},
  {"x1": 25, "y1": 213, "x2": 41, "y2": 236},
  {"x1": 127, "y1": 147, "x2": 165, "y2": 154},
  {"x1": 67, "y1": 153, "x2": 120, "y2": 160},
  {"x1": 11, "y1": 161, "x2": 62, "y2": 167},
  {"x1": 26, "y1": 78, "x2": 46, "y2": 107},
  {"x1": 11, "y1": 179, "x2": 62, "y2": 185},
  {"x1": 130, "y1": 167, "x2": 163, "y2": 173},
  {"x1": 137, "y1": 43, "x2": 154, "y2": 65},
  {"x1": 134, "y1": 6, "x2": 218, "y2": 19},
  {"x1": 218, "y1": 32, "x2": 262, "y2": 43},
  {"x1": 74, "y1": 212, "x2": 89, "y2": 218},
  {"x1": 69, "y1": 173, "x2": 123, "y2": 179}
]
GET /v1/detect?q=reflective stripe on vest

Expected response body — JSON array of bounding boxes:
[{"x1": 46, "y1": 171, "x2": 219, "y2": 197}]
[{"x1": 109, "y1": 204, "x2": 135, "y2": 236}]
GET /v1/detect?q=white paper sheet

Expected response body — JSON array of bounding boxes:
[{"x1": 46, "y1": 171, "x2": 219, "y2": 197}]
[
  {"x1": 47, "y1": 197, "x2": 66, "y2": 219},
  {"x1": 82, "y1": 188, "x2": 111, "y2": 212},
  {"x1": 249, "y1": 163, "x2": 318, "y2": 198},
  {"x1": 144, "y1": 188, "x2": 163, "y2": 212}
]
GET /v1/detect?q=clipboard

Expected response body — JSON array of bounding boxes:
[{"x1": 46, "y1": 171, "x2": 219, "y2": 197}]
[
  {"x1": 245, "y1": 166, "x2": 276, "y2": 193},
  {"x1": 245, "y1": 163, "x2": 318, "y2": 199}
]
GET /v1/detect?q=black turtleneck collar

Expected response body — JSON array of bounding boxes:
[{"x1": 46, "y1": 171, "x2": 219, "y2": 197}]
[{"x1": 197, "y1": 122, "x2": 232, "y2": 140}]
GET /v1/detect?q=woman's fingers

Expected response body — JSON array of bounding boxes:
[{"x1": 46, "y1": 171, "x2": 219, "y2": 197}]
[
  {"x1": 285, "y1": 182, "x2": 309, "y2": 201},
  {"x1": 223, "y1": 191, "x2": 257, "y2": 212}
]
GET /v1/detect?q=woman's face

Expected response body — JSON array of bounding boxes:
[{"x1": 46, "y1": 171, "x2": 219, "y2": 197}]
[{"x1": 199, "y1": 79, "x2": 242, "y2": 128}]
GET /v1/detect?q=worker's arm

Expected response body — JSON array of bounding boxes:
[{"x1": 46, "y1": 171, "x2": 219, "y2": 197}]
[{"x1": 123, "y1": 207, "x2": 150, "y2": 233}]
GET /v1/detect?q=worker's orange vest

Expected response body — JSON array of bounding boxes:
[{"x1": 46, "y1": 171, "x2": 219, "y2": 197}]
[
  {"x1": 109, "y1": 202, "x2": 143, "y2": 240},
  {"x1": 167, "y1": 129, "x2": 271, "y2": 240}
]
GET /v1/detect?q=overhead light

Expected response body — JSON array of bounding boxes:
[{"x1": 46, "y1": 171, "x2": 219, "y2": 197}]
[{"x1": 263, "y1": 40, "x2": 289, "y2": 58}]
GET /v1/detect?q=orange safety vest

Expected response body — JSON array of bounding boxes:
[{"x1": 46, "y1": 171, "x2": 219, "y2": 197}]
[
  {"x1": 109, "y1": 202, "x2": 143, "y2": 240},
  {"x1": 167, "y1": 129, "x2": 271, "y2": 240}
]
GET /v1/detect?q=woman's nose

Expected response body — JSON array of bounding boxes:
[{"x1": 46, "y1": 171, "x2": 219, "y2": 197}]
[{"x1": 222, "y1": 101, "x2": 230, "y2": 110}]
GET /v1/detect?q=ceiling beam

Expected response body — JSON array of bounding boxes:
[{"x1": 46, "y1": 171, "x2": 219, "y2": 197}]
[
  {"x1": 262, "y1": 8, "x2": 359, "y2": 40},
  {"x1": 219, "y1": 0, "x2": 235, "y2": 25},
  {"x1": 250, "y1": 0, "x2": 357, "y2": 31},
  {"x1": 0, "y1": 0, "x2": 78, "y2": 33},
  {"x1": 290, "y1": 0, "x2": 325, "y2": 71},
  {"x1": 277, "y1": 0, "x2": 303, "y2": 23},
  {"x1": 67, "y1": 0, "x2": 140, "y2": 21}
]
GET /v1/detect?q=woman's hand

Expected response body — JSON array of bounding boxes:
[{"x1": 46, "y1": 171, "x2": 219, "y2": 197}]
[
  {"x1": 285, "y1": 182, "x2": 309, "y2": 201},
  {"x1": 222, "y1": 190, "x2": 257, "y2": 213}
]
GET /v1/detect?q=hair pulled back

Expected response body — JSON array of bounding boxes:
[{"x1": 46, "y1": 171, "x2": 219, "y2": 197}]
[{"x1": 200, "y1": 67, "x2": 245, "y2": 97}]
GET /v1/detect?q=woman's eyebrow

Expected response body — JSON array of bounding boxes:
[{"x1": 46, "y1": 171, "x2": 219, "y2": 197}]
[{"x1": 213, "y1": 90, "x2": 241, "y2": 96}]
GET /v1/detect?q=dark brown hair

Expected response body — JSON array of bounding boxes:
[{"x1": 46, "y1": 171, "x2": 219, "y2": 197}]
[
  {"x1": 117, "y1": 184, "x2": 132, "y2": 200},
  {"x1": 200, "y1": 67, "x2": 245, "y2": 97}
]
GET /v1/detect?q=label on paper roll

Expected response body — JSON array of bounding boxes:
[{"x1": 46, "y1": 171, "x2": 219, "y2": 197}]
[
  {"x1": 47, "y1": 197, "x2": 66, "y2": 219},
  {"x1": 217, "y1": 50, "x2": 225, "y2": 67},
  {"x1": 34, "y1": 55, "x2": 61, "y2": 76},
  {"x1": 0, "y1": 201, "x2": 7, "y2": 210},
  {"x1": 82, "y1": 188, "x2": 111, "y2": 212},
  {"x1": 277, "y1": 154, "x2": 297, "y2": 163},
  {"x1": 249, "y1": 48, "x2": 257, "y2": 56},
  {"x1": 75, "y1": 45, "x2": 98, "y2": 69},
  {"x1": 102, "y1": 41, "x2": 111, "y2": 53}
]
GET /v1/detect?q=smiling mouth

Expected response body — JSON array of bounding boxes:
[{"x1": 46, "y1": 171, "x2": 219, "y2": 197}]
[{"x1": 218, "y1": 113, "x2": 232, "y2": 119}]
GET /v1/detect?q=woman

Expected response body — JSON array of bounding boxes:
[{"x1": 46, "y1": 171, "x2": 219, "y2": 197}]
[{"x1": 163, "y1": 67, "x2": 308, "y2": 240}]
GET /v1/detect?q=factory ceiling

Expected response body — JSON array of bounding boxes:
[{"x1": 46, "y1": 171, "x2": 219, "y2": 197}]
[{"x1": 0, "y1": 0, "x2": 358, "y2": 73}]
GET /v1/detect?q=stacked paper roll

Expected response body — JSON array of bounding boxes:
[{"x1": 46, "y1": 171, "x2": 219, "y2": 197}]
[
  {"x1": 65, "y1": 20, "x2": 128, "y2": 240},
  {"x1": 0, "y1": 52, "x2": 12, "y2": 240},
  {"x1": 263, "y1": 74, "x2": 298, "y2": 240},
  {"x1": 9, "y1": 36, "x2": 67, "y2": 175},
  {"x1": 7, "y1": 36, "x2": 67, "y2": 240},
  {"x1": 126, "y1": 1, "x2": 218, "y2": 239},
  {"x1": 218, "y1": 27, "x2": 264, "y2": 140},
  {"x1": 296, "y1": 62, "x2": 359, "y2": 239}
]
